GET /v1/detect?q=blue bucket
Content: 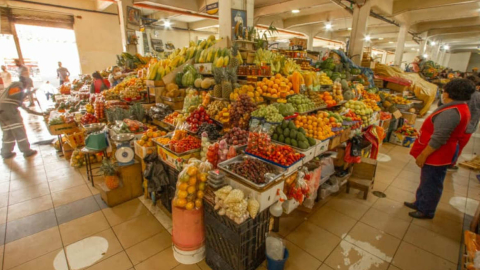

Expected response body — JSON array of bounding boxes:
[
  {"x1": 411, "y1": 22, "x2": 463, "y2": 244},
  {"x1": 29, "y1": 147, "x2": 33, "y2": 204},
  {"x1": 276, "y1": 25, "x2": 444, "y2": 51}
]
[{"x1": 266, "y1": 248, "x2": 289, "y2": 270}]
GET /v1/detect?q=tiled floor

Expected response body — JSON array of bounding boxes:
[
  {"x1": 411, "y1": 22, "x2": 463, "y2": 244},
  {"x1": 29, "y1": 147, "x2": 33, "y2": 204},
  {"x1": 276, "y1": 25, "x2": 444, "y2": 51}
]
[{"x1": 0, "y1": 108, "x2": 475, "y2": 270}]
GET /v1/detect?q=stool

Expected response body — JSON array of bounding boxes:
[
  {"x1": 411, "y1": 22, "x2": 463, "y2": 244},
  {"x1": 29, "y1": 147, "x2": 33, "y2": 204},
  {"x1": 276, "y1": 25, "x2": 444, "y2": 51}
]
[{"x1": 81, "y1": 147, "x2": 108, "y2": 187}]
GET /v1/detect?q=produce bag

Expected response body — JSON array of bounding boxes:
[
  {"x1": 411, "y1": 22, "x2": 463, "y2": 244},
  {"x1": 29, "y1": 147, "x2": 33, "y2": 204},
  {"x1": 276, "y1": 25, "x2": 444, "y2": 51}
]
[
  {"x1": 172, "y1": 159, "x2": 210, "y2": 210},
  {"x1": 213, "y1": 185, "x2": 253, "y2": 224},
  {"x1": 70, "y1": 149, "x2": 85, "y2": 168},
  {"x1": 266, "y1": 234, "x2": 285, "y2": 261}
]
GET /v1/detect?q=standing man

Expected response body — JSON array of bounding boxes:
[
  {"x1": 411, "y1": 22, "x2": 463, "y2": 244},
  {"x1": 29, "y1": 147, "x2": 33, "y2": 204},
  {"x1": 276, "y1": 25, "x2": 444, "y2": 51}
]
[
  {"x1": 1, "y1": 66, "x2": 12, "y2": 88},
  {"x1": 57, "y1": 62, "x2": 70, "y2": 85},
  {"x1": 0, "y1": 82, "x2": 43, "y2": 159},
  {"x1": 14, "y1": 59, "x2": 34, "y2": 107}
]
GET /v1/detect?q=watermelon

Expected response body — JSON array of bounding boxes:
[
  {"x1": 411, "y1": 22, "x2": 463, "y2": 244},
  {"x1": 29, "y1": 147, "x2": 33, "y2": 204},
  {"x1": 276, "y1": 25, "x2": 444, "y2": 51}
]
[{"x1": 175, "y1": 72, "x2": 184, "y2": 86}]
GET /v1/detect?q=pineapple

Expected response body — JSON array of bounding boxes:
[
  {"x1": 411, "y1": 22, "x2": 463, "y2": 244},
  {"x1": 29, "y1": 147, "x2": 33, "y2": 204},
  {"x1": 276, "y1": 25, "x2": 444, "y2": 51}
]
[
  {"x1": 222, "y1": 68, "x2": 232, "y2": 99},
  {"x1": 212, "y1": 67, "x2": 223, "y2": 98},
  {"x1": 229, "y1": 43, "x2": 240, "y2": 68}
]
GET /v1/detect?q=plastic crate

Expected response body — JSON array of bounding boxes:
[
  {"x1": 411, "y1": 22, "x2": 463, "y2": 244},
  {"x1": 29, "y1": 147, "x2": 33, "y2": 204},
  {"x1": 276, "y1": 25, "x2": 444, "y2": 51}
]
[{"x1": 204, "y1": 200, "x2": 270, "y2": 270}]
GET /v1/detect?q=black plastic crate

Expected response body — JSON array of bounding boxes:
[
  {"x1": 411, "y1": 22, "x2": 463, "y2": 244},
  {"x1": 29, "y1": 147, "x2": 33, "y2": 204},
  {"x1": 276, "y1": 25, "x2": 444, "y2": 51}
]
[
  {"x1": 204, "y1": 200, "x2": 270, "y2": 270},
  {"x1": 159, "y1": 185, "x2": 175, "y2": 213}
]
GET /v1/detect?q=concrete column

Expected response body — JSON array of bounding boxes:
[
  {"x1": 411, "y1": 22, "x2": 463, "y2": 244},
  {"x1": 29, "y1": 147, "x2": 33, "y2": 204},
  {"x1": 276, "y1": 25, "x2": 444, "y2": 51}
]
[
  {"x1": 246, "y1": 0, "x2": 254, "y2": 27},
  {"x1": 117, "y1": 0, "x2": 139, "y2": 54},
  {"x1": 348, "y1": 0, "x2": 371, "y2": 65},
  {"x1": 419, "y1": 40, "x2": 427, "y2": 56},
  {"x1": 432, "y1": 44, "x2": 441, "y2": 62},
  {"x1": 394, "y1": 24, "x2": 408, "y2": 67},
  {"x1": 219, "y1": 0, "x2": 233, "y2": 40}
]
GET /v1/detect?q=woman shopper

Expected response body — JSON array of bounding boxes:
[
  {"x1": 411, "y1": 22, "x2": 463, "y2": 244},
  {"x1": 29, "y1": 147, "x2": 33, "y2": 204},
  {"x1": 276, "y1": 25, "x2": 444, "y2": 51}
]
[
  {"x1": 90, "y1": 72, "x2": 110, "y2": 94},
  {"x1": 406, "y1": 79, "x2": 475, "y2": 219}
]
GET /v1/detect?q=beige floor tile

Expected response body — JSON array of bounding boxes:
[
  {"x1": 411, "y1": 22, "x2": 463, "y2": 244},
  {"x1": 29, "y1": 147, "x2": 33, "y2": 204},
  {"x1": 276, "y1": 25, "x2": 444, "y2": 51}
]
[
  {"x1": 403, "y1": 161, "x2": 421, "y2": 174},
  {"x1": 48, "y1": 177, "x2": 85, "y2": 193},
  {"x1": 345, "y1": 222, "x2": 401, "y2": 263},
  {"x1": 392, "y1": 241, "x2": 456, "y2": 270},
  {"x1": 387, "y1": 265, "x2": 401, "y2": 270},
  {"x1": 0, "y1": 193, "x2": 8, "y2": 209},
  {"x1": 135, "y1": 247, "x2": 179, "y2": 270},
  {"x1": 0, "y1": 207, "x2": 7, "y2": 225},
  {"x1": 318, "y1": 264, "x2": 334, "y2": 270},
  {"x1": 372, "y1": 181, "x2": 390, "y2": 193},
  {"x1": 7, "y1": 195, "x2": 53, "y2": 222},
  {"x1": 390, "y1": 178, "x2": 418, "y2": 193},
  {"x1": 102, "y1": 198, "x2": 149, "y2": 227},
  {"x1": 113, "y1": 213, "x2": 164, "y2": 249},
  {"x1": 308, "y1": 206, "x2": 356, "y2": 238},
  {"x1": 173, "y1": 264, "x2": 202, "y2": 270},
  {"x1": 65, "y1": 229, "x2": 123, "y2": 269},
  {"x1": 125, "y1": 230, "x2": 171, "y2": 265},
  {"x1": 403, "y1": 224, "x2": 460, "y2": 263},
  {"x1": 46, "y1": 166, "x2": 82, "y2": 180},
  {"x1": 277, "y1": 209, "x2": 308, "y2": 237},
  {"x1": 286, "y1": 222, "x2": 341, "y2": 261},
  {"x1": 439, "y1": 189, "x2": 465, "y2": 205},
  {"x1": 9, "y1": 176, "x2": 48, "y2": 192},
  {"x1": 375, "y1": 171, "x2": 397, "y2": 185},
  {"x1": 0, "y1": 182, "x2": 10, "y2": 194},
  {"x1": 435, "y1": 201, "x2": 465, "y2": 223},
  {"x1": 85, "y1": 251, "x2": 133, "y2": 270},
  {"x1": 412, "y1": 215, "x2": 463, "y2": 241},
  {"x1": 395, "y1": 170, "x2": 421, "y2": 182},
  {"x1": 51, "y1": 184, "x2": 92, "y2": 207},
  {"x1": 59, "y1": 211, "x2": 110, "y2": 246},
  {"x1": 4, "y1": 227, "x2": 63, "y2": 270},
  {"x1": 360, "y1": 208, "x2": 410, "y2": 239},
  {"x1": 324, "y1": 240, "x2": 389, "y2": 270},
  {"x1": 10, "y1": 167, "x2": 46, "y2": 181},
  {"x1": 325, "y1": 196, "x2": 370, "y2": 220},
  {"x1": 383, "y1": 186, "x2": 415, "y2": 203},
  {"x1": 8, "y1": 183, "x2": 50, "y2": 206},
  {"x1": 8, "y1": 248, "x2": 67, "y2": 270},
  {"x1": 283, "y1": 240, "x2": 322, "y2": 270}
]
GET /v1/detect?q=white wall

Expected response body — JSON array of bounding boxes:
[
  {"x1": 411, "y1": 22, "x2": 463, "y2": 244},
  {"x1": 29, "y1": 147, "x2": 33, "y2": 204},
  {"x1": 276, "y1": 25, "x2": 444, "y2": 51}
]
[
  {"x1": 4, "y1": 0, "x2": 123, "y2": 74},
  {"x1": 446, "y1": 52, "x2": 471, "y2": 72},
  {"x1": 148, "y1": 28, "x2": 217, "y2": 50},
  {"x1": 467, "y1": 53, "x2": 480, "y2": 72},
  {"x1": 400, "y1": 52, "x2": 418, "y2": 70}
]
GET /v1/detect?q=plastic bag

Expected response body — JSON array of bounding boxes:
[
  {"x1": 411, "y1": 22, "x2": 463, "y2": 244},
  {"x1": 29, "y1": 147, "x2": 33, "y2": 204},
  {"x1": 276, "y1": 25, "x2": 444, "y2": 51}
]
[
  {"x1": 172, "y1": 158, "x2": 209, "y2": 210},
  {"x1": 70, "y1": 149, "x2": 85, "y2": 168},
  {"x1": 266, "y1": 234, "x2": 285, "y2": 261},
  {"x1": 321, "y1": 157, "x2": 335, "y2": 179}
]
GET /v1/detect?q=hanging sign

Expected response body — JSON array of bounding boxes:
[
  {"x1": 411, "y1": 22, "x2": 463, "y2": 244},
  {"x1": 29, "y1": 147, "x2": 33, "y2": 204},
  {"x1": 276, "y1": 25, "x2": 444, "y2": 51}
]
[{"x1": 206, "y1": 3, "x2": 218, "y2": 15}]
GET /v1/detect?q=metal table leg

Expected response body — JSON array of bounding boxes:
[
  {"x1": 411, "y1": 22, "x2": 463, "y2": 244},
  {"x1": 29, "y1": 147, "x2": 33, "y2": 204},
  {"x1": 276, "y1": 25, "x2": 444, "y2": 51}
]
[
  {"x1": 85, "y1": 153, "x2": 94, "y2": 187},
  {"x1": 57, "y1": 135, "x2": 64, "y2": 156}
]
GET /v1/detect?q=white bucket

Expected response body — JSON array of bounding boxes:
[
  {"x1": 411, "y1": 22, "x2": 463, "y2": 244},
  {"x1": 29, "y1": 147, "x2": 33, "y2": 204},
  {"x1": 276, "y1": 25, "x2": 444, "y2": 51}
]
[{"x1": 172, "y1": 244, "x2": 206, "y2": 264}]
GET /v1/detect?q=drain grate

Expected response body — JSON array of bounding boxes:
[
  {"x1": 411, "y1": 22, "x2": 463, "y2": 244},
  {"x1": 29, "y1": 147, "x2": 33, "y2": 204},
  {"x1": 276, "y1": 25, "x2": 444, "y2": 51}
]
[{"x1": 372, "y1": 191, "x2": 386, "y2": 198}]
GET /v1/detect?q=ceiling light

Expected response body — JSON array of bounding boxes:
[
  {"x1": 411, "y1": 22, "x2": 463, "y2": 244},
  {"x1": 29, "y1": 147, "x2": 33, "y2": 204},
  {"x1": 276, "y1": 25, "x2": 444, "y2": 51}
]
[
  {"x1": 388, "y1": 41, "x2": 394, "y2": 44},
  {"x1": 411, "y1": 48, "x2": 415, "y2": 50},
  {"x1": 291, "y1": 9, "x2": 300, "y2": 13},
  {"x1": 365, "y1": 35, "x2": 371, "y2": 41},
  {"x1": 423, "y1": 54, "x2": 428, "y2": 58},
  {"x1": 378, "y1": 37, "x2": 384, "y2": 40},
  {"x1": 347, "y1": 27, "x2": 352, "y2": 30},
  {"x1": 431, "y1": 41, "x2": 436, "y2": 46},
  {"x1": 444, "y1": 45, "x2": 450, "y2": 50},
  {"x1": 325, "y1": 23, "x2": 332, "y2": 30},
  {"x1": 164, "y1": 20, "x2": 171, "y2": 28}
]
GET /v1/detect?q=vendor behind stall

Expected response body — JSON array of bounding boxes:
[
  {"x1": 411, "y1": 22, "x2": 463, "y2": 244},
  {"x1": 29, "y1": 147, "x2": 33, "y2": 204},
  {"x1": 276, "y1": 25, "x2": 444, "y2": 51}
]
[
  {"x1": 90, "y1": 71, "x2": 111, "y2": 94},
  {"x1": 108, "y1": 66, "x2": 126, "y2": 87}
]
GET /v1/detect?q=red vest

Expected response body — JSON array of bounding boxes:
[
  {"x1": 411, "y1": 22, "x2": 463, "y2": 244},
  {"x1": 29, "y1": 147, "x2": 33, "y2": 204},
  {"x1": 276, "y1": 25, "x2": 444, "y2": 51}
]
[{"x1": 410, "y1": 103, "x2": 470, "y2": 166}]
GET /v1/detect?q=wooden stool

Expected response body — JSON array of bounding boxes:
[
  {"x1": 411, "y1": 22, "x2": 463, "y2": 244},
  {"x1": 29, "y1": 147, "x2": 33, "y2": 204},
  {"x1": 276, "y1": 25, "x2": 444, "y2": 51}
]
[{"x1": 345, "y1": 157, "x2": 377, "y2": 200}]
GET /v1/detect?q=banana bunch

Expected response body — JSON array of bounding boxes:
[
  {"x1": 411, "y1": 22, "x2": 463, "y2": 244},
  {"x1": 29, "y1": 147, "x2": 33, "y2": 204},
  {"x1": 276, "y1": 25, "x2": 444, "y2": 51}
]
[
  {"x1": 281, "y1": 58, "x2": 301, "y2": 76},
  {"x1": 85, "y1": 104, "x2": 94, "y2": 114},
  {"x1": 147, "y1": 57, "x2": 183, "y2": 80},
  {"x1": 213, "y1": 48, "x2": 231, "y2": 68}
]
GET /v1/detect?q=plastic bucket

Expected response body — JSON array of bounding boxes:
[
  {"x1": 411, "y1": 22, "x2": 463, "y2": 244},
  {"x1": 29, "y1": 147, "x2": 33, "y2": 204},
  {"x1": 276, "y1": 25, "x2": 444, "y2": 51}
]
[
  {"x1": 266, "y1": 248, "x2": 289, "y2": 270},
  {"x1": 172, "y1": 205, "x2": 205, "y2": 251}
]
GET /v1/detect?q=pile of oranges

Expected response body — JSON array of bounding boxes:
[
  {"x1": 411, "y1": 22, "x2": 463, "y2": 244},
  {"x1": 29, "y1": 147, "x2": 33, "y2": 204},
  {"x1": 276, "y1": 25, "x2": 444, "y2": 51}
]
[
  {"x1": 257, "y1": 74, "x2": 295, "y2": 101},
  {"x1": 319, "y1": 92, "x2": 337, "y2": 107},
  {"x1": 293, "y1": 113, "x2": 337, "y2": 141},
  {"x1": 173, "y1": 164, "x2": 207, "y2": 210}
]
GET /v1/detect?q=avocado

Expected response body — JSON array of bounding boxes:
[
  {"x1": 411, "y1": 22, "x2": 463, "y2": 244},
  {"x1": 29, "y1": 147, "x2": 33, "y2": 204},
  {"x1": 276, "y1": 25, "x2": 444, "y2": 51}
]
[
  {"x1": 298, "y1": 127, "x2": 306, "y2": 135},
  {"x1": 281, "y1": 120, "x2": 288, "y2": 129},
  {"x1": 298, "y1": 141, "x2": 308, "y2": 149},
  {"x1": 285, "y1": 138, "x2": 291, "y2": 145},
  {"x1": 296, "y1": 133, "x2": 306, "y2": 141},
  {"x1": 307, "y1": 137, "x2": 316, "y2": 147},
  {"x1": 276, "y1": 126, "x2": 283, "y2": 134},
  {"x1": 288, "y1": 121, "x2": 296, "y2": 130},
  {"x1": 279, "y1": 135, "x2": 285, "y2": 143},
  {"x1": 272, "y1": 134, "x2": 278, "y2": 141},
  {"x1": 290, "y1": 129, "x2": 297, "y2": 139},
  {"x1": 283, "y1": 128, "x2": 290, "y2": 137},
  {"x1": 291, "y1": 139, "x2": 298, "y2": 147}
]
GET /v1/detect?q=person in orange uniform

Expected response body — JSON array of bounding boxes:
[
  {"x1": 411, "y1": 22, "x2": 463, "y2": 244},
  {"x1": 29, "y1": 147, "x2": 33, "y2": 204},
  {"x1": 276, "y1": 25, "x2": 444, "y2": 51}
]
[{"x1": 406, "y1": 79, "x2": 475, "y2": 219}]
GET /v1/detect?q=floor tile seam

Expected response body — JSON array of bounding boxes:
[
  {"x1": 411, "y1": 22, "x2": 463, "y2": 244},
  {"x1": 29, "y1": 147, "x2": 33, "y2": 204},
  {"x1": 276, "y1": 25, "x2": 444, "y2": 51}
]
[
  {"x1": 2, "y1": 171, "x2": 12, "y2": 270},
  {"x1": 103, "y1": 206, "x2": 155, "y2": 229},
  {"x1": 125, "y1": 240, "x2": 172, "y2": 267},
  {"x1": 307, "y1": 206, "x2": 360, "y2": 237},
  {"x1": 50, "y1": 184, "x2": 96, "y2": 209},
  {"x1": 280, "y1": 218, "x2": 306, "y2": 240},
  {"x1": 282, "y1": 236, "x2": 324, "y2": 265},
  {"x1": 354, "y1": 218, "x2": 405, "y2": 242}
]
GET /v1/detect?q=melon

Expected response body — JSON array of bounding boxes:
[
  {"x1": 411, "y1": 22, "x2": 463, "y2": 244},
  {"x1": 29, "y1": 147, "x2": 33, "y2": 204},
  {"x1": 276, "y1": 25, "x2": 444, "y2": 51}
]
[{"x1": 194, "y1": 78, "x2": 202, "y2": 88}]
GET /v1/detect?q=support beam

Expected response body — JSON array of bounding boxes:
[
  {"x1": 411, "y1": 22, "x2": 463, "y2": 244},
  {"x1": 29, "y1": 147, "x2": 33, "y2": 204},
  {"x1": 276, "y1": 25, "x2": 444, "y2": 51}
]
[
  {"x1": 133, "y1": 0, "x2": 200, "y2": 12},
  {"x1": 96, "y1": 0, "x2": 114, "y2": 11},
  {"x1": 283, "y1": 9, "x2": 351, "y2": 29},
  {"x1": 414, "y1": 17, "x2": 480, "y2": 34},
  {"x1": 218, "y1": 0, "x2": 232, "y2": 39},
  {"x1": 394, "y1": 24, "x2": 408, "y2": 66},
  {"x1": 254, "y1": 0, "x2": 332, "y2": 18},
  {"x1": 246, "y1": 0, "x2": 253, "y2": 27},
  {"x1": 393, "y1": 0, "x2": 475, "y2": 15},
  {"x1": 348, "y1": 1, "x2": 371, "y2": 65}
]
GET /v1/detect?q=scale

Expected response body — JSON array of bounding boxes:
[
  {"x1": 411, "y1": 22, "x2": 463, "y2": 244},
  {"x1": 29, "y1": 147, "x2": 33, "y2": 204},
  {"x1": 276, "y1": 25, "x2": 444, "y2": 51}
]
[{"x1": 110, "y1": 133, "x2": 135, "y2": 166}]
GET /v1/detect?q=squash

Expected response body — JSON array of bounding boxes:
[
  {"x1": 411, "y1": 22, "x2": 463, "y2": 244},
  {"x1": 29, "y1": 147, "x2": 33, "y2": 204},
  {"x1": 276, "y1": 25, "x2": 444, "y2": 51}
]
[
  {"x1": 291, "y1": 72, "x2": 301, "y2": 94},
  {"x1": 201, "y1": 78, "x2": 212, "y2": 89},
  {"x1": 194, "y1": 78, "x2": 202, "y2": 88}
]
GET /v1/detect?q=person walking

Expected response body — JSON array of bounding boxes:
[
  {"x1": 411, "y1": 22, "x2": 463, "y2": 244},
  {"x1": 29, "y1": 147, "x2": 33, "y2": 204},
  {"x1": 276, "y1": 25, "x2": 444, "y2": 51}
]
[
  {"x1": 40, "y1": 81, "x2": 57, "y2": 101},
  {"x1": 1, "y1": 66, "x2": 12, "y2": 88},
  {"x1": 57, "y1": 62, "x2": 70, "y2": 85},
  {"x1": 0, "y1": 82, "x2": 43, "y2": 159},
  {"x1": 406, "y1": 79, "x2": 475, "y2": 219},
  {"x1": 90, "y1": 72, "x2": 110, "y2": 93},
  {"x1": 14, "y1": 59, "x2": 34, "y2": 107}
]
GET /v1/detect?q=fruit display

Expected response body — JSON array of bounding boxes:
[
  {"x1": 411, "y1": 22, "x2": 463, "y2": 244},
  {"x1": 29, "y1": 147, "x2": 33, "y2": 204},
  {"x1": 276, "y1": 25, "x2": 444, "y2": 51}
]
[
  {"x1": 81, "y1": 113, "x2": 99, "y2": 125},
  {"x1": 231, "y1": 84, "x2": 264, "y2": 104},
  {"x1": 251, "y1": 105, "x2": 284, "y2": 122},
  {"x1": 319, "y1": 92, "x2": 337, "y2": 107},
  {"x1": 272, "y1": 120, "x2": 316, "y2": 149},
  {"x1": 302, "y1": 71, "x2": 320, "y2": 91},
  {"x1": 344, "y1": 100, "x2": 374, "y2": 127},
  {"x1": 173, "y1": 160, "x2": 210, "y2": 210},
  {"x1": 254, "y1": 49, "x2": 286, "y2": 74},
  {"x1": 149, "y1": 103, "x2": 173, "y2": 121},
  {"x1": 169, "y1": 135, "x2": 201, "y2": 153},
  {"x1": 222, "y1": 127, "x2": 248, "y2": 146},
  {"x1": 194, "y1": 77, "x2": 215, "y2": 90},
  {"x1": 185, "y1": 107, "x2": 213, "y2": 132},
  {"x1": 293, "y1": 114, "x2": 336, "y2": 140},
  {"x1": 197, "y1": 123, "x2": 221, "y2": 141},
  {"x1": 249, "y1": 144, "x2": 304, "y2": 167},
  {"x1": 363, "y1": 91, "x2": 380, "y2": 102},
  {"x1": 214, "y1": 186, "x2": 259, "y2": 224},
  {"x1": 390, "y1": 95, "x2": 411, "y2": 105},
  {"x1": 230, "y1": 158, "x2": 274, "y2": 184},
  {"x1": 319, "y1": 72, "x2": 333, "y2": 85},
  {"x1": 183, "y1": 89, "x2": 202, "y2": 113},
  {"x1": 154, "y1": 137, "x2": 171, "y2": 145},
  {"x1": 287, "y1": 95, "x2": 315, "y2": 113},
  {"x1": 70, "y1": 149, "x2": 102, "y2": 168},
  {"x1": 332, "y1": 80, "x2": 344, "y2": 103},
  {"x1": 214, "y1": 107, "x2": 231, "y2": 125},
  {"x1": 207, "y1": 142, "x2": 220, "y2": 168},
  {"x1": 258, "y1": 74, "x2": 294, "y2": 101},
  {"x1": 85, "y1": 103, "x2": 94, "y2": 114},
  {"x1": 229, "y1": 94, "x2": 257, "y2": 129},
  {"x1": 94, "y1": 98, "x2": 105, "y2": 120},
  {"x1": 160, "y1": 83, "x2": 186, "y2": 100},
  {"x1": 271, "y1": 103, "x2": 295, "y2": 117},
  {"x1": 306, "y1": 89, "x2": 326, "y2": 108},
  {"x1": 137, "y1": 128, "x2": 167, "y2": 147},
  {"x1": 163, "y1": 112, "x2": 186, "y2": 126},
  {"x1": 380, "y1": 112, "x2": 392, "y2": 121},
  {"x1": 362, "y1": 99, "x2": 381, "y2": 111},
  {"x1": 200, "y1": 132, "x2": 211, "y2": 161},
  {"x1": 206, "y1": 100, "x2": 230, "y2": 118},
  {"x1": 395, "y1": 125, "x2": 419, "y2": 137}
]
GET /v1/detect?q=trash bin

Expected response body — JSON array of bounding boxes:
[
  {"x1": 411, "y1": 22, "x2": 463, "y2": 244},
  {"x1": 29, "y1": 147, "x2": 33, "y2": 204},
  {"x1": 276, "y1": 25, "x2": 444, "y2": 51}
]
[{"x1": 266, "y1": 248, "x2": 289, "y2": 270}]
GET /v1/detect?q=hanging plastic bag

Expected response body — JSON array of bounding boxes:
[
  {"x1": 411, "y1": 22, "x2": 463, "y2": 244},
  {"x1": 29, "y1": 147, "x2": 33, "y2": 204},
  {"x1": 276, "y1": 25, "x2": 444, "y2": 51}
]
[{"x1": 172, "y1": 158, "x2": 209, "y2": 210}]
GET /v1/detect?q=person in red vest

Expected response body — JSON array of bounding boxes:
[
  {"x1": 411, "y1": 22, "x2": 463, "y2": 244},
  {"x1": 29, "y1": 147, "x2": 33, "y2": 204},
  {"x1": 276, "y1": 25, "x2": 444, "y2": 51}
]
[{"x1": 407, "y1": 79, "x2": 475, "y2": 219}]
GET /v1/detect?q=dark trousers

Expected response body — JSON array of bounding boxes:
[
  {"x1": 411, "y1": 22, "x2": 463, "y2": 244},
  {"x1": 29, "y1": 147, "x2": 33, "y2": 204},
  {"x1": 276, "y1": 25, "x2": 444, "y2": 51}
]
[{"x1": 414, "y1": 164, "x2": 448, "y2": 217}]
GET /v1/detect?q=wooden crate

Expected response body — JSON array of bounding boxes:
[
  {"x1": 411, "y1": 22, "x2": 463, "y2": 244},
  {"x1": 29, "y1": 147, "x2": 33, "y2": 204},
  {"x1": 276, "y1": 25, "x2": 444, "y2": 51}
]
[
  {"x1": 146, "y1": 80, "x2": 165, "y2": 87},
  {"x1": 48, "y1": 122, "x2": 77, "y2": 135}
]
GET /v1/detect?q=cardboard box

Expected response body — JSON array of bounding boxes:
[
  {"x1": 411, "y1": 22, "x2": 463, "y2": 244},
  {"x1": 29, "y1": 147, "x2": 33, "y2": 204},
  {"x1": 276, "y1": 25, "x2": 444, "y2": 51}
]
[
  {"x1": 134, "y1": 141, "x2": 156, "y2": 158},
  {"x1": 347, "y1": 157, "x2": 377, "y2": 199},
  {"x1": 157, "y1": 145, "x2": 200, "y2": 170},
  {"x1": 328, "y1": 135, "x2": 341, "y2": 150},
  {"x1": 389, "y1": 132, "x2": 416, "y2": 148},
  {"x1": 340, "y1": 128, "x2": 351, "y2": 143},
  {"x1": 402, "y1": 112, "x2": 417, "y2": 126},
  {"x1": 149, "y1": 86, "x2": 164, "y2": 97},
  {"x1": 315, "y1": 139, "x2": 330, "y2": 156},
  {"x1": 146, "y1": 80, "x2": 165, "y2": 87},
  {"x1": 194, "y1": 63, "x2": 213, "y2": 74}
]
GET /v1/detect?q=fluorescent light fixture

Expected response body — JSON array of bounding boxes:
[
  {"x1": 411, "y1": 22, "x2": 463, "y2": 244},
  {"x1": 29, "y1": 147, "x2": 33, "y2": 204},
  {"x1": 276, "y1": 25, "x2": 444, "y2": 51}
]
[
  {"x1": 164, "y1": 20, "x2": 171, "y2": 28},
  {"x1": 291, "y1": 9, "x2": 300, "y2": 13},
  {"x1": 444, "y1": 45, "x2": 450, "y2": 50},
  {"x1": 423, "y1": 54, "x2": 428, "y2": 58},
  {"x1": 325, "y1": 23, "x2": 332, "y2": 30},
  {"x1": 347, "y1": 27, "x2": 352, "y2": 30},
  {"x1": 431, "y1": 41, "x2": 436, "y2": 46},
  {"x1": 388, "y1": 41, "x2": 394, "y2": 44},
  {"x1": 365, "y1": 35, "x2": 371, "y2": 41},
  {"x1": 378, "y1": 37, "x2": 384, "y2": 40},
  {"x1": 411, "y1": 48, "x2": 415, "y2": 50}
]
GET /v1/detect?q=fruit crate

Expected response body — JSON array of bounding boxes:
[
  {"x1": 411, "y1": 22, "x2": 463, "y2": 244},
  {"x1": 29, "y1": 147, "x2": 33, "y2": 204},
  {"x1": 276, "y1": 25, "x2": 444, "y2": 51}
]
[
  {"x1": 48, "y1": 122, "x2": 78, "y2": 135},
  {"x1": 204, "y1": 200, "x2": 270, "y2": 270},
  {"x1": 134, "y1": 141, "x2": 156, "y2": 158}
]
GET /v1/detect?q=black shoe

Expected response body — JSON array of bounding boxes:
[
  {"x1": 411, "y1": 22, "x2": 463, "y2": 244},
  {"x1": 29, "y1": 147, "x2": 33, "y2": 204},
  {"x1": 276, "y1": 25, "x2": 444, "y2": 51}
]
[
  {"x1": 409, "y1": 211, "x2": 433, "y2": 219},
  {"x1": 23, "y1": 150, "x2": 37, "y2": 158},
  {"x1": 447, "y1": 165, "x2": 459, "y2": 172},
  {"x1": 1, "y1": 152, "x2": 16, "y2": 159},
  {"x1": 404, "y1": 202, "x2": 418, "y2": 210}
]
